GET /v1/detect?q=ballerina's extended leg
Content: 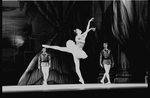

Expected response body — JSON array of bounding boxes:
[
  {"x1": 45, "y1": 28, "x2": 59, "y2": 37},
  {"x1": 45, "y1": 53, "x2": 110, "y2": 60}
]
[{"x1": 42, "y1": 43, "x2": 85, "y2": 84}]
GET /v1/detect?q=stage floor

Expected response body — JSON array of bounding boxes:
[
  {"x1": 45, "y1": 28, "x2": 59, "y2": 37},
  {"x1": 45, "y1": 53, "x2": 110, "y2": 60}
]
[{"x1": 2, "y1": 83, "x2": 148, "y2": 93}]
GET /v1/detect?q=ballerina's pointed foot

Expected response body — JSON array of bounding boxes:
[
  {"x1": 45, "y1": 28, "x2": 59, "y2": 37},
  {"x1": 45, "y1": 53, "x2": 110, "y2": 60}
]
[
  {"x1": 42, "y1": 44, "x2": 49, "y2": 48},
  {"x1": 79, "y1": 79, "x2": 85, "y2": 84}
]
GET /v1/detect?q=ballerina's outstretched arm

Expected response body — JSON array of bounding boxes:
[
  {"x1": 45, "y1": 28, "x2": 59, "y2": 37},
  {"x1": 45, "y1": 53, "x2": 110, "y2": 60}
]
[
  {"x1": 81, "y1": 27, "x2": 96, "y2": 41},
  {"x1": 42, "y1": 44, "x2": 70, "y2": 53},
  {"x1": 86, "y1": 17, "x2": 94, "y2": 31},
  {"x1": 81, "y1": 17, "x2": 96, "y2": 41}
]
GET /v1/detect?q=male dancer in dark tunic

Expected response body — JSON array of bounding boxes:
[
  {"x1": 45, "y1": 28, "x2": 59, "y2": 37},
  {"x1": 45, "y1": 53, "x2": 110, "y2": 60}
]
[
  {"x1": 100, "y1": 42, "x2": 114, "y2": 84},
  {"x1": 38, "y1": 48, "x2": 51, "y2": 85}
]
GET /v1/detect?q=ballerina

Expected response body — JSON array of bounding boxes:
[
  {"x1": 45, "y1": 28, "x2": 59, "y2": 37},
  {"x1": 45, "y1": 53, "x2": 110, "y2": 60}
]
[{"x1": 42, "y1": 17, "x2": 95, "y2": 84}]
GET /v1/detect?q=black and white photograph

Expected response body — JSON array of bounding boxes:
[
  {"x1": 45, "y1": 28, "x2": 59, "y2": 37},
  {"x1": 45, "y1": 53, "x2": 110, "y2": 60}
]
[{"x1": 2, "y1": 0, "x2": 148, "y2": 96}]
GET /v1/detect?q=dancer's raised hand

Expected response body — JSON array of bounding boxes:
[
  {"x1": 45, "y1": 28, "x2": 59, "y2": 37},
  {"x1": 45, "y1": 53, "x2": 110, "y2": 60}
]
[
  {"x1": 89, "y1": 17, "x2": 94, "y2": 22},
  {"x1": 91, "y1": 28, "x2": 96, "y2": 32},
  {"x1": 86, "y1": 17, "x2": 94, "y2": 31}
]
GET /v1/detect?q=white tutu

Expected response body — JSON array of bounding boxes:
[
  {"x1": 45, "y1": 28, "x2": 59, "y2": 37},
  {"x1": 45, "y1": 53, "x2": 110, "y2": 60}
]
[{"x1": 66, "y1": 40, "x2": 87, "y2": 59}]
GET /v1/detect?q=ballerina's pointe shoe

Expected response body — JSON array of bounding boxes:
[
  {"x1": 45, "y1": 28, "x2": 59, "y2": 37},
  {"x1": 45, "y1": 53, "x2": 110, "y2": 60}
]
[
  {"x1": 79, "y1": 79, "x2": 85, "y2": 84},
  {"x1": 42, "y1": 44, "x2": 49, "y2": 48}
]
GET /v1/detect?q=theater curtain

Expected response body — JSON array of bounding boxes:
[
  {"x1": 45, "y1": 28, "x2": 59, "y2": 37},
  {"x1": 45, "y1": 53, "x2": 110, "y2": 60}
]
[
  {"x1": 19, "y1": 1, "x2": 37, "y2": 24},
  {"x1": 111, "y1": 0, "x2": 148, "y2": 82},
  {"x1": 112, "y1": 0, "x2": 132, "y2": 45}
]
